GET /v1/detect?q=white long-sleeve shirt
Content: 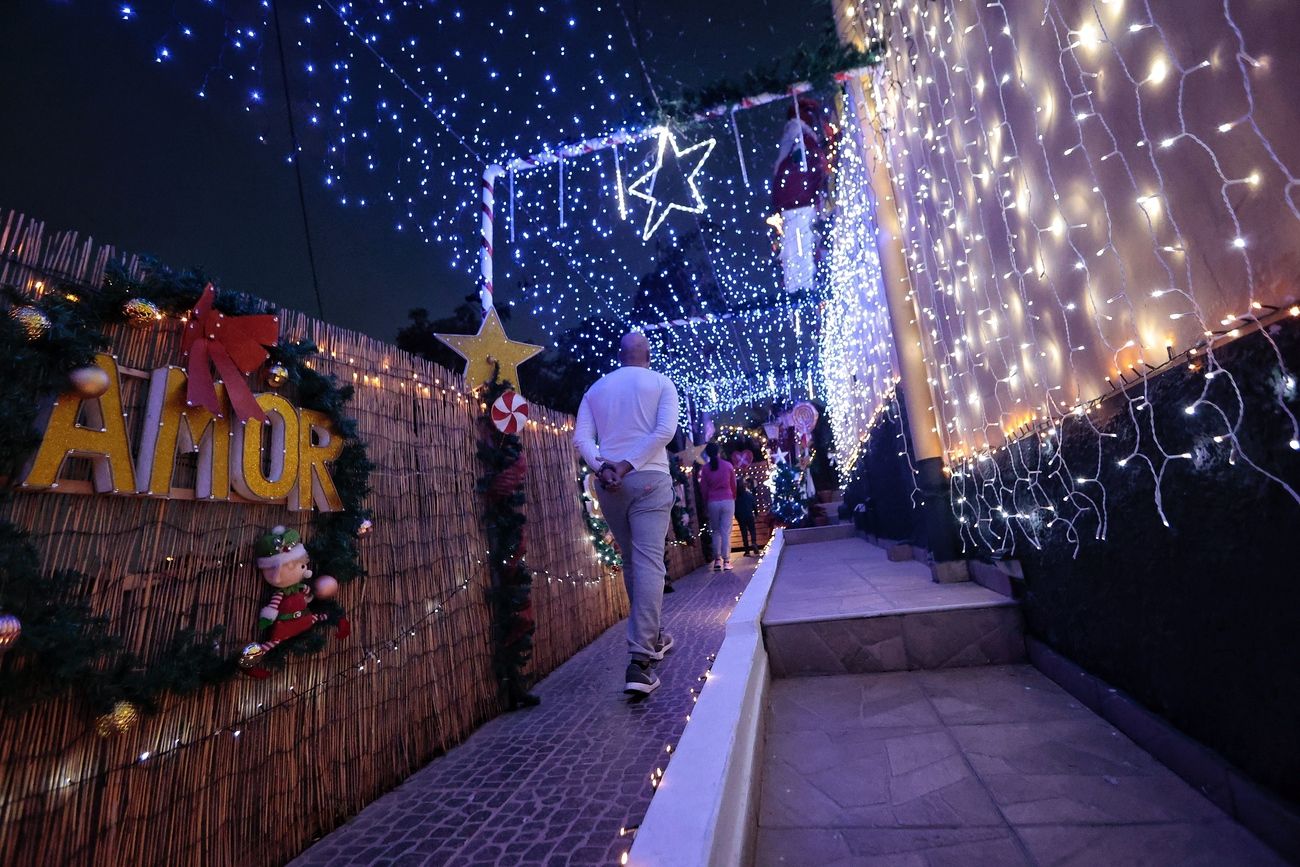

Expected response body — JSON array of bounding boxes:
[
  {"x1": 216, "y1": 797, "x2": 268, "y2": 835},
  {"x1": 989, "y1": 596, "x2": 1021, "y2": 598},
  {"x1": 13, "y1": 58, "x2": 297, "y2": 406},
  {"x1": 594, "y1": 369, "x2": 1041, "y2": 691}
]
[{"x1": 573, "y1": 366, "x2": 680, "y2": 475}]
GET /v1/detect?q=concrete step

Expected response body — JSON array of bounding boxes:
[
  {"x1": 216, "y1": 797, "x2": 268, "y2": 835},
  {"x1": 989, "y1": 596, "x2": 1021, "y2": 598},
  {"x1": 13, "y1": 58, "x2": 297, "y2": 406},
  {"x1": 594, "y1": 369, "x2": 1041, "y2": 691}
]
[
  {"x1": 761, "y1": 536, "x2": 1024, "y2": 678},
  {"x1": 814, "y1": 494, "x2": 845, "y2": 525}
]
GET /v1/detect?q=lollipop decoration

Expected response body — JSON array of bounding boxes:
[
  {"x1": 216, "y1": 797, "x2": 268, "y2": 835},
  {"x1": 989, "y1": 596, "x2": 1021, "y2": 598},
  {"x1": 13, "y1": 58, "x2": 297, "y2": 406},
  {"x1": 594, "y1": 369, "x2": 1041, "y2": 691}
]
[{"x1": 789, "y1": 401, "x2": 819, "y2": 434}]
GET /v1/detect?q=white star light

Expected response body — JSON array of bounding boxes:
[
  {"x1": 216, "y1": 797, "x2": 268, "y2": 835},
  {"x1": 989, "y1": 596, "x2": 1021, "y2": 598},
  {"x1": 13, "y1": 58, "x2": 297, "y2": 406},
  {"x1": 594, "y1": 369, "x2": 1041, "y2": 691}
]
[{"x1": 626, "y1": 127, "x2": 716, "y2": 240}]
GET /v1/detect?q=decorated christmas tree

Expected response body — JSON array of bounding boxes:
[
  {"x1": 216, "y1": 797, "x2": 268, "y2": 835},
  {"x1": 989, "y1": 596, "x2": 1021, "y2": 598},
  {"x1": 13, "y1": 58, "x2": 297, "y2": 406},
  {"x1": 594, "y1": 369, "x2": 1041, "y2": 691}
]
[{"x1": 770, "y1": 460, "x2": 809, "y2": 527}]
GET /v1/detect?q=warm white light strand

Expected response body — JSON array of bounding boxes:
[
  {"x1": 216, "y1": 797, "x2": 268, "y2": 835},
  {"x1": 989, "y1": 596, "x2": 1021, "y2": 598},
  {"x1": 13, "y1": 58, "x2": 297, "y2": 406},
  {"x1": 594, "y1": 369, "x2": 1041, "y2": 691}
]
[{"x1": 868, "y1": 0, "x2": 1300, "y2": 554}]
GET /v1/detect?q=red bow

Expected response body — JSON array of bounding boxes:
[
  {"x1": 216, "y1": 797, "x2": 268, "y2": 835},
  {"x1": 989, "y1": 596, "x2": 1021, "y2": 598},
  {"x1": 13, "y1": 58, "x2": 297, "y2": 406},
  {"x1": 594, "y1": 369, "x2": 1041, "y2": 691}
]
[{"x1": 181, "y1": 284, "x2": 279, "y2": 423}]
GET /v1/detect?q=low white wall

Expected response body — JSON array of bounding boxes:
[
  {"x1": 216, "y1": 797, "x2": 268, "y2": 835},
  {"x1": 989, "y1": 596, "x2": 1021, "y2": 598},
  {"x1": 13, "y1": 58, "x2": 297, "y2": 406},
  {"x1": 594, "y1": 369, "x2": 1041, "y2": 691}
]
[{"x1": 628, "y1": 530, "x2": 786, "y2": 867}]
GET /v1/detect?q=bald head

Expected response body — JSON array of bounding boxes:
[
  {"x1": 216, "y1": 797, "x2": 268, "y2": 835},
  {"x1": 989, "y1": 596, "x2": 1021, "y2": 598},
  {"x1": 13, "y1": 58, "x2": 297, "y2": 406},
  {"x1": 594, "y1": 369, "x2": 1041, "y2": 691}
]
[{"x1": 619, "y1": 331, "x2": 651, "y2": 367}]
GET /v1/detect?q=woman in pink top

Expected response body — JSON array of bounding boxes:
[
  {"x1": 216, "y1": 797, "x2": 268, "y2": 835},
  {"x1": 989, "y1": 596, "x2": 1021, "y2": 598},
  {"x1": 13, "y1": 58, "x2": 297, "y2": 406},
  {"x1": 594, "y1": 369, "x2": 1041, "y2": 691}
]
[{"x1": 699, "y1": 442, "x2": 737, "y2": 571}]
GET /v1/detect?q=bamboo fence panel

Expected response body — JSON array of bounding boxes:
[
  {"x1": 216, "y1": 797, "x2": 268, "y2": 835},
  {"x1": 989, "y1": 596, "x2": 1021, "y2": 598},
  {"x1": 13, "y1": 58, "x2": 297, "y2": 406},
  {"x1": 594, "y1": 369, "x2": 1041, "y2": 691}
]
[{"x1": 0, "y1": 209, "x2": 704, "y2": 867}]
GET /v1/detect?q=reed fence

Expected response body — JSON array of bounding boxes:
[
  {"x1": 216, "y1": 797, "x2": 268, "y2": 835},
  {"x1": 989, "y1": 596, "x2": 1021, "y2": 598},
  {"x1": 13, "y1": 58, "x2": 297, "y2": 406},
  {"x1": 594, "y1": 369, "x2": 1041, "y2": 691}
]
[{"x1": 0, "y1": 209, "x2": 704, "y2": 867}]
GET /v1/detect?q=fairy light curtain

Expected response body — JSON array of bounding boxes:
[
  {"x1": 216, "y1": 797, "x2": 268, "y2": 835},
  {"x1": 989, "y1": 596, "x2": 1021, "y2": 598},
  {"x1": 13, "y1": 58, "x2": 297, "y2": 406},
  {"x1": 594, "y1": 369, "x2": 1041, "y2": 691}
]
[
  {"x1": 819, "y1": 91, "x2": 898, "y2": 465},
  {"x1": 849, "y1": 0, "x2": 1300, "y2": 550}
]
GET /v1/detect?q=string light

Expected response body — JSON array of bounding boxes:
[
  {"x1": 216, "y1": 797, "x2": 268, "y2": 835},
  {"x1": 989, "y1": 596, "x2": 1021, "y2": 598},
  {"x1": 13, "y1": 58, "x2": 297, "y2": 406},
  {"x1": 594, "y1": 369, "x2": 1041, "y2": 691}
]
[
  {"x1": 99, "y1": 1, "x2": 843, "y2": 415},
  {"x1": 102, "y1": 0, "x2": 659, "y2": 273},
  {"x1": 819, "y1": 92, "x2": 898, "y2": 471},
  {"x1": 853, "y1": 0, "x2": 1299, "y2": 552}
]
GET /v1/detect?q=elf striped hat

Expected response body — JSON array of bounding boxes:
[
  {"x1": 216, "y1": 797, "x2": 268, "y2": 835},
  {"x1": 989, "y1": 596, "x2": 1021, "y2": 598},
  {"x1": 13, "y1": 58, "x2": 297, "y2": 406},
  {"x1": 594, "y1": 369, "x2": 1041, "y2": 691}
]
[{"x1": 255, "y1": 526, "x2": 307, "y2": 570}]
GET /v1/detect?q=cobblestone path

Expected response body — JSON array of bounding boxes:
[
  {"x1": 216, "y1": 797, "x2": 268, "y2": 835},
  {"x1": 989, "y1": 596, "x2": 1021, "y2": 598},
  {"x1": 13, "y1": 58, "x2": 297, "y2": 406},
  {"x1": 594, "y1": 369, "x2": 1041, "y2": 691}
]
[{"x1": 291, "y1": 559, "x2": 754, "y2": 867}]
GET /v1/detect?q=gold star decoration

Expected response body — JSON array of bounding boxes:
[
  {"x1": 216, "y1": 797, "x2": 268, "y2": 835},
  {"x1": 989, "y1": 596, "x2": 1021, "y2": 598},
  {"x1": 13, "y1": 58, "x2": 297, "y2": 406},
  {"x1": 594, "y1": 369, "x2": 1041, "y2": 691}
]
[
  {"x1": 672, "y1": 442, "x2": 708, "y2": 468},
  {"x1": 435, "y1": 308, "x2": 544, "y2": 391}
]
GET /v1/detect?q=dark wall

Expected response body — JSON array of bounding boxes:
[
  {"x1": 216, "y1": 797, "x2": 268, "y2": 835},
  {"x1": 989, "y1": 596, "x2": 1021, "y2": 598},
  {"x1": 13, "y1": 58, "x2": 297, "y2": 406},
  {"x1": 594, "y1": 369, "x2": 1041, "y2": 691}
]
[
  {"x1": 981, "y1": 322, "x2": 1300, "y2": 803},
  {"x1": 840, "y1": 394, "x2": 922, "y2": 543}
]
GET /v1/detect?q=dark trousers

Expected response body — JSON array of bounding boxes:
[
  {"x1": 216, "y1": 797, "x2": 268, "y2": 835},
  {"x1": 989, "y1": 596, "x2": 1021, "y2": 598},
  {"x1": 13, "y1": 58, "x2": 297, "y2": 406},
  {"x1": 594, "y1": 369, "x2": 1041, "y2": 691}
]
[{"x1": 737, "y1": 516, "x2": 758, "y2": 554}]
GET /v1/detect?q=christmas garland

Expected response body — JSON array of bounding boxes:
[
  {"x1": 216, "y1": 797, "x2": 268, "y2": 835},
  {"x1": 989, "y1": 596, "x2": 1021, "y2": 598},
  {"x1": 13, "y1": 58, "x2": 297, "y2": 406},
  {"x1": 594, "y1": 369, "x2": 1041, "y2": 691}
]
[
  {"x1": 668, "y1": 454, "x2": 696, "y2": 544},
  {"x1": 476, "y1": 374, "x2": 539, "y2": 709},
  {"x1": 0, "y1": 262, "x2": 371, "y2": 731},
  {"x1": 578, "y1": 461, "x2": 623, "y2": 567},
  {"x1": 660, "y1": 20, "x2": 884, "y2": 123}
]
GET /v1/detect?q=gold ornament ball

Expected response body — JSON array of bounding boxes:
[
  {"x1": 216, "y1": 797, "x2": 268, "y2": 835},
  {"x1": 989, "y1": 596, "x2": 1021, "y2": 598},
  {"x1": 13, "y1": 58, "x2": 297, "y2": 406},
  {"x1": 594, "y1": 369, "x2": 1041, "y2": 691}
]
[
  {"x1": 0, "y1": 613, "x2": 21, "y2": 652},
  {"x1": 238, "y1": 642, "x2": 267, "y2": 670},
  {"x1": 95, "y1": 700, "x2": 140, "y2": 737},
  {"x1": 266, "y1": 363, "x2": 290, "y2": 388},
  {"x1": 357, "y1": 519, "x2": 373, "y2": 536},
  {"x1": 122, "y1": 297, "x2": 161, "y2": 327},
  {"x1": 313, "y1": 575, "x2": 339, "y2": 599},
  {"x1": 9, "y1": 306, "x2": 51, "y2": 341},
  {"x1": 67, "y1": 365, "x2": 111, "y2": 399}
]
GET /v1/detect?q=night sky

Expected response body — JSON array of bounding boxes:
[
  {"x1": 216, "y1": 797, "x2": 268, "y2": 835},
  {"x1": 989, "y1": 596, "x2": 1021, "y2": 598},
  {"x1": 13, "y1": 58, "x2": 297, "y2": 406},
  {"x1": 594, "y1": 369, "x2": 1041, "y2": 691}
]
[{"x1": 0, "y1": 0, "x2": 828, "y2": 343}]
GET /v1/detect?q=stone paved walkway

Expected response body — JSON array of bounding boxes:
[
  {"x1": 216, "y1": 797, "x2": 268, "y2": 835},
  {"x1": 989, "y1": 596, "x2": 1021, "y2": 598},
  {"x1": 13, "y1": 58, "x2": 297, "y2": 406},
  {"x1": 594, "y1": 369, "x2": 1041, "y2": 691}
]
[
  {"x1": 290, "y1": 560, "x2": 753, "y2": 867},
  {"x1": 757, "y1": 666, "x2": 1285, "y2": 866}
]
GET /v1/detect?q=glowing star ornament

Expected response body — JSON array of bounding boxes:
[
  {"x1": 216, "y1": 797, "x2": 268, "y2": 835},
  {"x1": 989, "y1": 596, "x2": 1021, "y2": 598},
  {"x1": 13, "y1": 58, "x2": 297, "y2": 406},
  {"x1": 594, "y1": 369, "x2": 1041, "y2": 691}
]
[
  {"x1": 435, "y1": 308, "x2": 543, "y2": 392},
  {"x1": 626, "y1": 127, "x2": 717, "y2": 240}
]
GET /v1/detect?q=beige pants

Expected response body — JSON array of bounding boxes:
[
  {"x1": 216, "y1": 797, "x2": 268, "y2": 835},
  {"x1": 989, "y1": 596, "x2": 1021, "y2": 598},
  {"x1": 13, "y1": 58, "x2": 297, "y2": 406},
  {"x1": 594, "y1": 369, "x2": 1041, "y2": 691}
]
[{"x1": 596, "y1": 471, "x2": 674, "y2": 659}]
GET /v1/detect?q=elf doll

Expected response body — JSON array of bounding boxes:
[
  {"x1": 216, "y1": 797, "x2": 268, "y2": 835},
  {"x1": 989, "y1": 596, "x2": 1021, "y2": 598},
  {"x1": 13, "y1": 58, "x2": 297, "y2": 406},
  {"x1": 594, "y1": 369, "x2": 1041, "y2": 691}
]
[{"x1": 241, "y1": 526, "x2": 349, "y2": 675}]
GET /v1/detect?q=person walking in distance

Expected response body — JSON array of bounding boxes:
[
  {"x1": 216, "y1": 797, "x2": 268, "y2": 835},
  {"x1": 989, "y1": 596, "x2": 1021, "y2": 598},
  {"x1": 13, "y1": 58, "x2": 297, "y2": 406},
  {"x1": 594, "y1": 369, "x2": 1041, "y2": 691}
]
[
  {"x1": 699, "y1": 443, "x2": 737, "y2": 571},
  {"x1": 735, "y1": 479, "x2": 759, "y2": 558},
  {"x1": 574, "y1": 332, "x2": 680, "y2": 696}
]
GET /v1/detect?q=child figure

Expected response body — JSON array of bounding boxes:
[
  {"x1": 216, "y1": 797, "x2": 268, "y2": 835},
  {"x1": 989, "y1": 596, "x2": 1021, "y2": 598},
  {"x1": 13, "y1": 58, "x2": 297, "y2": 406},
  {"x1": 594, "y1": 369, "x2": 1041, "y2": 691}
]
[{"x1": 735, "y1": 479, "x2": 759, "y2": 557}]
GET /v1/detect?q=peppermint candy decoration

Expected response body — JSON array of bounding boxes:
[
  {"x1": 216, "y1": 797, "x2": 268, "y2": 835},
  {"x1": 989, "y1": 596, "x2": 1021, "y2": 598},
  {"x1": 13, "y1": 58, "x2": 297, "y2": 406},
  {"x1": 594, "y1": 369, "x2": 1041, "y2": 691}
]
[{"x1": 491, "y1": 390, "x2": 530, "y2": 434}]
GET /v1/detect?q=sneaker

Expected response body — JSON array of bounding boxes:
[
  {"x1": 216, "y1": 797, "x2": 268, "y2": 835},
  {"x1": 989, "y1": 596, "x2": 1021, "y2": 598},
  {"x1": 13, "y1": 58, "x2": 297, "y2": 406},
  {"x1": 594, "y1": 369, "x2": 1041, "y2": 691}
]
[
  {"x1": 650, "y1": 632, "x2": 675, "y2": 660},
  {"x1": 713, "y1": 559, "x2": 722, "y2": 571},
  {"x1": 723, "y1": 560, "x2": 733, "y2": 571},
  {"x1": 624, "y1": 659, "x2": 660, "y2": 695}
]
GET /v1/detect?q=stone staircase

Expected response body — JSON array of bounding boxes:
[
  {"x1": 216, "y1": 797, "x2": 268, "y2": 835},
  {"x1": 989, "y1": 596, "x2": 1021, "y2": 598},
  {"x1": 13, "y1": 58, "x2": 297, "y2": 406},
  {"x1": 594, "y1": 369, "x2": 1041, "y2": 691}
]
[
  {"x1": 749, "y1": 527, "x2": 1283, "y2": 866},
  {"x1": 761, "y1": 525, "x2": 1024, "y2": 677}
]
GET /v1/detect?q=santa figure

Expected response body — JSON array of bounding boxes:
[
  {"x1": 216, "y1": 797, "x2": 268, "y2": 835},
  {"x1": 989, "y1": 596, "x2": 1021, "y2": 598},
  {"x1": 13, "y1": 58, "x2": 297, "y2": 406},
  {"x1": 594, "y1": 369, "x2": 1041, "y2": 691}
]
[{"x1": 771, "y1": 95, "x2": 829, "y2": 295}]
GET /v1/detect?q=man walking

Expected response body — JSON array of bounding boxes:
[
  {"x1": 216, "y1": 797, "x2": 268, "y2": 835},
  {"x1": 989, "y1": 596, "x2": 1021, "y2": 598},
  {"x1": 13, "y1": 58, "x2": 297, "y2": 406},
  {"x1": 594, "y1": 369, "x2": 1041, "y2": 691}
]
[{"x1": 574, "y1": 332, "x2": 679, "y2": 695}]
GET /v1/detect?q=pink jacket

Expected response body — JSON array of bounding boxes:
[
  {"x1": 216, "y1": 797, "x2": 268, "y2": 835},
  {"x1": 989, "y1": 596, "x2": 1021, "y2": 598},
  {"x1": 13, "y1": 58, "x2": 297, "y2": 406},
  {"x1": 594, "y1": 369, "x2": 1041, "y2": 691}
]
[{"x1": 698, "y1": 459, "x2": 737, "y2": 504}]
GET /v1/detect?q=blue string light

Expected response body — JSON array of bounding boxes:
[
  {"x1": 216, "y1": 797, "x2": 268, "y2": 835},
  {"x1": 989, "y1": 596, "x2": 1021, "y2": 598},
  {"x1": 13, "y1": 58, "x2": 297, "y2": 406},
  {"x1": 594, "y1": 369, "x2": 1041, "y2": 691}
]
[{"x1": 92, "y1": 0, "x2": 834, "y2": 414}]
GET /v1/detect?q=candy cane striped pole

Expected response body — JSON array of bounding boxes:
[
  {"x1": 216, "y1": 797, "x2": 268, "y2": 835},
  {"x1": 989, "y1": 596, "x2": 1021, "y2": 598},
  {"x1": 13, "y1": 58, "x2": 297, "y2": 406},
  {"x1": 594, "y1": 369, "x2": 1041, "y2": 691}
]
[
  {"x1": 500, "y1": 68, "x2": 873, "y2": 176},
  {"x1": 479, "y1": 163, "x2": 505, "y2": 315}
]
